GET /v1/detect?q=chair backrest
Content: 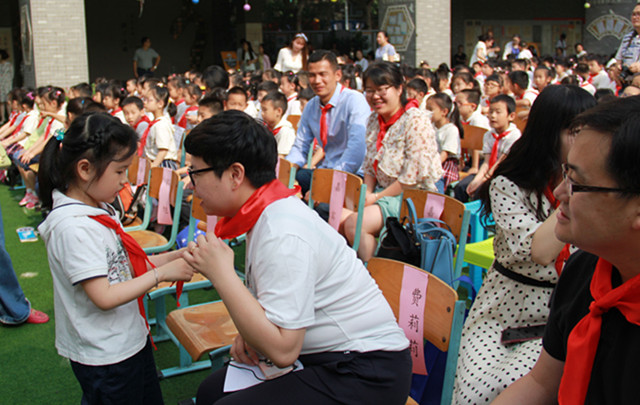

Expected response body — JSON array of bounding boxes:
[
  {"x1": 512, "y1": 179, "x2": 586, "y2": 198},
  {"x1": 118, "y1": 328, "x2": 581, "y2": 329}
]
[
  {"x1": 460, "y1": 125, "x2": 486, "y2": 152},
  {"x1": 368, "y1": 257, "x2": 458, "y2": 352},
  {"x1": 287, "y1": 114, "x2": 301, "y2": 131},
  {"x1": 368, "y1": 257, "x2": 465, "y2": 405},
  {"x1": 309, "y1": 168, "x2": 364, "y2": 212},
  {"x1": 148, "y1": 167, "x2": 180, "y2": 202},
  {"x1": 400, "y1": 189, "x2": 465, "y2": 243},
  {"x1": 277, "y1": 157, "x2": 297, "y2": 189},
  {"x1": 127, "y1": 155, "x2": 151, "y2": 187}
]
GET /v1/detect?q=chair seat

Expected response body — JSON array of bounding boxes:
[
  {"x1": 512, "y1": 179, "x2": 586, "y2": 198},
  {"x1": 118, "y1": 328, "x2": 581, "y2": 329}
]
[
  {"x1": 128, "y1": 230, "x2": 169, "y2": 249},
  {"x1": 464, "y1": 237, "x2": 494, "y2": 269},
  {"x1": 166, "y1": 301, "x2": 238, "y2": 361},
  {"x1": 406, "y1": 397, "x2": 419, "y2": 405}
]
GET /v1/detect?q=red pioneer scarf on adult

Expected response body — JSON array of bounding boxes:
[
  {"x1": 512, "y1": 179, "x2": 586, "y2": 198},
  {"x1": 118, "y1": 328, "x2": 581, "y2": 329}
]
[
  {"x1": 488, "y1": 129, "x2": 511, "y2": 167},
  {"x1": 558, "y1": 258, "x2": 640, "y2": 405},
  {"x1": 543, "y1": 184, "x2": 571, "y2": 275},
  {"x1": 372, "y1": 99, "x2": 419, "y2": 174},
  {"x1": 214, "y1": 179, "x2": 300, "y2": 240},
  {"x1": 138, "y1": 118, "x2": 160, "y2": 156}
]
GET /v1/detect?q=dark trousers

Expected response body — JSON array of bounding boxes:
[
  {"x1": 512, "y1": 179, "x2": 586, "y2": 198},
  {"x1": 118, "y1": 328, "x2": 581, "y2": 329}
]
[
  {"x1": 196, "y1": 349, "x2": 412, "y2": 405},
  {"x1": 70, "y1": 337, "x2": 164, "y2": 405},
  {"x1": 295, "y1": 168, "x2": 313, "y2": 196}
]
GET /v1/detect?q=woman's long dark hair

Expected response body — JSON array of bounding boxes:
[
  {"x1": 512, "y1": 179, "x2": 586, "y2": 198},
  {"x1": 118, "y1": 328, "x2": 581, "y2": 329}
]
[
  {"x1": 38, "y1": 112, "x2": 138, "y2": 210},
  {"x1": 478, "y1": 85, "x2": 596, "y2": 221}
]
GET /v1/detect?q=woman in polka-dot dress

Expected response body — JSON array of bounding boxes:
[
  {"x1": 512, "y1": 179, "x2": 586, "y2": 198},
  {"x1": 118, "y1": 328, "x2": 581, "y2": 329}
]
[{"x1": 452, "y1": 86, "x2": 596, "y2": 404}]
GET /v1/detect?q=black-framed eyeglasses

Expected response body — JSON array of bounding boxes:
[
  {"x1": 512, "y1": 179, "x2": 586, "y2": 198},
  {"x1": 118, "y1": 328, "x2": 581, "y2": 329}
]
[
  {"x1": 187, "y1": 167, "x2": 215, "y2": 187},
  {"x1": 561, "y1": 163, "x2": 636, "y2": 195}
]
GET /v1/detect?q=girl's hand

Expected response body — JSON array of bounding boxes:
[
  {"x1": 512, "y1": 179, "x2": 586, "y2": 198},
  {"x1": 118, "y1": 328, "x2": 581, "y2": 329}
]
[
  {"x1": 182, "y1": 233, "x2": 235, "y2": 282},
  {"x1": 159, "y1": 258, "x2": 195, "y2": 282},
  {"x1": 365, "y1": 192, "x2": 378, "y2": 206},
  {"x1": 230, "y1": 334, "x2": 259, "y2": 366}
]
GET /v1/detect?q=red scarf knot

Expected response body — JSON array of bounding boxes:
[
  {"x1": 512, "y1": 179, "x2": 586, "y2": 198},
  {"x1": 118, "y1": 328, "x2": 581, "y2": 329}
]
[{"x1": 373, "y1": 100, "x2": 418, "y2": 174}]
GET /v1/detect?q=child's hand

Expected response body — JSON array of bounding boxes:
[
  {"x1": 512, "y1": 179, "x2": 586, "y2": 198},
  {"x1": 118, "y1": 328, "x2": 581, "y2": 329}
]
[
  {"x1": 466, "y1": 179, "x2": 481, "y2": 196},
  {"x1": 187, "y1": 114, "x2": 199, "y2": 125},
  {"x1": 159, "y1": 258, "x2": 195, "y2": 282},
  {"x1": 365, "y1": 191, "x2": 378, "y2": 206},
  {"x1": 183, "y1": 233, "x2": 235, "y2": 282},
  {"x1": 230, "y1": 334, "x2": 259, "y2": 366}
]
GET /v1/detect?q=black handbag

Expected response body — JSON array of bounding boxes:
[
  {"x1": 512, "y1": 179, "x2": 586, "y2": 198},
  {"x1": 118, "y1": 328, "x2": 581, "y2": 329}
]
[{"x1": 376, "y1": 215, "x2": 421, "y2": 267}]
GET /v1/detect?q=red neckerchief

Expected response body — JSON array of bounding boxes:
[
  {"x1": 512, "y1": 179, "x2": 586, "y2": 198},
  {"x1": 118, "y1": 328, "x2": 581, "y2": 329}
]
[
  {"x1": 177, "y1": 105, "x2": 198, "y2": 129},
  {"x1": 373, "y1": 99, "x2": 419, "y2": 174},
  {"x1": 271, "y1": 126, "x2": 282, "y2": 136},
  {"x1": 133, "y1": 115, "x2": 151, "y2": 131},
  {"x1": 8, "y1": 111, "x2": 18, "y2": 126},
  {"x1": 587, "y1": 72, "x2": 597, "y2": 84},
  {"x1": 12, "y1": 114, "x2": 29, "y2": 135},
  {"x1": 90, "y1": 214, "x2": 177, "y2": 349},
  {"x1": 287, "y1": 94, "x2": 298, "y2": 103},
  {"x1": 175, "y1": 99, "x2": 185, "y2": 107},
  {"x1": 489, "y1": 128, "x2": 511, "y2": 167},
  {"x1": 110, "y1": 107, "x2": 122, "y2": 117},
  {"x1": 319, "y1": 86, "x2": 345, "y2": 147},
  {"x1": 544, "y1": 184, "x2": 571, "y2": 275},
  {"x1": 36, "y1": 116, "x2": 46, "y2": 129},
  {"x1": 43, "y1": 118, "x2": 57, "y2": 140},
  {"x1": 461, "y1": 118, "x2": 470, "y2": 126},
  {"x1": 138, "y1": 118, "x2": 161, "y2": 157},
  {"x1": 214, "y1": 179, "x2": 300, "y2": 240},
  {"x1": 558, "y1": 258, "x2": 640, "y2": 405}
]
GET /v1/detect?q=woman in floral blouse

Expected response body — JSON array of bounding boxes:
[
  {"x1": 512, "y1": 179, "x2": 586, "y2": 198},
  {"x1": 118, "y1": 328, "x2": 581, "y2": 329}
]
[{"x1": 343, "y1": 61, "x2": 442, "y2": 261}]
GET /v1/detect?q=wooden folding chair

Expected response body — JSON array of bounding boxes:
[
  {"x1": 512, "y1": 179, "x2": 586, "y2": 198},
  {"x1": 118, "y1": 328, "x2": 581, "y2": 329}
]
[
  {"x1": 277, "y1": 157, "x2": 297, "y2": 189},
  {"x1": 124, "y1": 155, "x2": 151, "y2": 231},
  {"x1": 308, "y1": 168, "x2": 366, "y2": 252},
  {"x1": 459, "y1": 125, "x2": 486, "y2": 180},
  {"x1": 127, "y1": 167, "x2": 184, "y2": 254},
  {"x1": 286, "y1": 114, "x2": 301, "y2": 131},
  {"x1": 400, "y1": 189, "x2": 471, "y2": 286},
  {"x1": 367, "y1": 258, "x2": 465, "y2": 405}
]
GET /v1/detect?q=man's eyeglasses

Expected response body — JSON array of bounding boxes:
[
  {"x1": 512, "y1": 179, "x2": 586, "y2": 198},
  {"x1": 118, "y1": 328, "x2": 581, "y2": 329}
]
[
  {"x1": 561, "y1": 163, "x2": 638, "y2": 195},
  {"x1": 188, "y1": 167, "x2": 216, "y2": 187}
]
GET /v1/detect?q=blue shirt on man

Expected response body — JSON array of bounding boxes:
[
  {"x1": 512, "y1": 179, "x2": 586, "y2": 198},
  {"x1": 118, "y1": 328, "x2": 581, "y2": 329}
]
[{"x1": 286, "y1": 83, "x2": 371, "y2": 174}]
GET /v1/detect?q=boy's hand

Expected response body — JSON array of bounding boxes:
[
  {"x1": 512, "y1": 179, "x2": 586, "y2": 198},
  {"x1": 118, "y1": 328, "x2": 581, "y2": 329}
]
[
  {"x1": 182, "y1": 233, "x2": 235, "y2": 281},
  {"x1": 466, "y1": 178, "x2": 481, "y2": 195},
  {"x1": 159, "y1": 258, "x2": 195, "y2": 282}
]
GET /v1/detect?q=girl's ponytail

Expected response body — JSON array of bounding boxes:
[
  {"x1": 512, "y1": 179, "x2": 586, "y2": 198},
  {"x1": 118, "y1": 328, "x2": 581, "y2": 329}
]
[{"x1": 38, "y1": 131, "x2": 66, "y2": 210}]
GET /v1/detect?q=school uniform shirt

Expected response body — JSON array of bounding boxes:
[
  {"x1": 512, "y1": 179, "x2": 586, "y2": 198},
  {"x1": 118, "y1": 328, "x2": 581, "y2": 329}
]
[
  {"x1": 482, "y1": 123, "x2": 521, "y2": 162},
  {"x1": 244, "y1": 101, "x2": 260, "y2": 119},
  {"x1": 517, "y1": 88, "x2": 539, "y2": 106},
  {"x1": 272, "y1": 117, "x2": 297, "y2": 156},
  {"x1": 245, "y1": 196, "x2": 409, "y2": 354},
  {"x1": 175, "y1": 100, "x2": 187, "y2": 124},
  {"x1": 434, "y1": 122, "x2": 461, "y2": 159},
  {"x1": 144, "y1": 115, "x2": 178, "y2": 162},
  {"x1": 461, "y1": 110, "x2": 490, "y2": 130},
  {"x1": 38, "y1": 190, "x2": 148, "y2": 366},
  {"x1": 590, "y1": 70, "x2": 616, "y2": 92},
  {"x1": 284, "y1": 93, "x2": 302, "y2": 118},
  {"x1": 133, "y1": 117, "x2": 150, "y2": 140},
  {"x1": 580, "y1": 81, "x2": 597, "y2": 96},
  {"x1": 110, "y1": 109, "x2": 127, "y2": 125},
  {"x1": 17, "y1": 110, "x2": 39, "y2": 147}
]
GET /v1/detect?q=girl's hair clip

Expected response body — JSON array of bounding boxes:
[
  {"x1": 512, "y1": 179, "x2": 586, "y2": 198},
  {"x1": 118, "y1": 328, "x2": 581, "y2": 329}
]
[
  {"x1": 55, "y1": 128, "x2": 65, "y2": 142},
  {"x1": 26, "y1": 92, "x2": 35, "y2": 100},
  {"x1": 54, "y1": 90, "x2": 62, "y2": 97}
]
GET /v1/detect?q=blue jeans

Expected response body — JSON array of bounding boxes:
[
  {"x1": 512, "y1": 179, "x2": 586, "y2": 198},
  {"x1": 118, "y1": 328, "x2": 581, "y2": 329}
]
[{"x1": 0, "y1": 204, "x2": 30, "y2": 324}]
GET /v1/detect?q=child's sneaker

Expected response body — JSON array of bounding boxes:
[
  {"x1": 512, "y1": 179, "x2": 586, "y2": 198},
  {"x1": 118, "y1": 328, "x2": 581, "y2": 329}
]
[
  {"x1": 19, "y1": 192, "x2": 33, "y2": 206},
  {"x1": 25, "y1": 194, "x2": 39, "y2": 210},
  {"x1": 26, "y1": 308, "x2": 49, "y2": 324}
]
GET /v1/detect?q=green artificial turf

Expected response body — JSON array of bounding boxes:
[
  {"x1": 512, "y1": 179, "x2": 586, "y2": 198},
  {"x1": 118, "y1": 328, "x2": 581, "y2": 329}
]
[{"x1": 0, "y1": 185, "x2": 244, "y2": 404}]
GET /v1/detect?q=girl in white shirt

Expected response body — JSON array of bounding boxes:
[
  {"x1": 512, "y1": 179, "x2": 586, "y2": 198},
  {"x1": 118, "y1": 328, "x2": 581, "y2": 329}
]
[
  {"x1": 427, "y1": 93, "x2": 462, "y2": 193},
  {"x1": 143, "y1": 85, "x2": 179, "y2": 169},
  {"x1": 274, "y1": 33, "x2": 308, "y2": 74}
]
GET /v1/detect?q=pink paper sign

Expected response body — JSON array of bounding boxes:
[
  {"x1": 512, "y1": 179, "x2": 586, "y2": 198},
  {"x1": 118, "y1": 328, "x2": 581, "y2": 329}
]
[
  {"x1": 328, "y1": 171, "x2": 347, "y2": 231},
  {"x1": 275, "y1": 158, "x2": 281, "y2": 180},
  {"x1": 399, "y1": 264, "x2": 429, "y2": 375},
  {"x1": 206, "y1": 215, "x2": 217, "y2": 233},
  {"x1": 136, "y1": 158, "x2": 147, "y2": 186},
  {"x1": 423, "y1": 194, "x2": 445, "y2": 220},
  {"x1": 157, "y1": 168, "x2": 173, "y2": 225}
]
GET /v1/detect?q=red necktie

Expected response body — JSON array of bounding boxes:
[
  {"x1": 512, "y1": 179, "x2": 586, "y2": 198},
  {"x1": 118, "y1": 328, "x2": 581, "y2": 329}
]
[
  {"x1": 89, "y1": 214, "x2": 183, "y2": 347},
  {"x1": 178, "y1": 105, "x2": 198, "y2": 129},
  {"x1": 489, "y1": 129, "x2": 510, "y2": 167},
  {"x1": 558, "y1": 258, "x2": 640, "y2": 405},
  {"x1": 319, "y1": 103, "x2": 333, "y2": 148},
  {"x1": 138, "y1": 118, "x2": 160, "y2": 157},
  {"x1": 215, "y1": 179, "x2": 300, "y2": 240},
  {"x1": 133, "y1": 115, "x2": 151, "y2": 131}
]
